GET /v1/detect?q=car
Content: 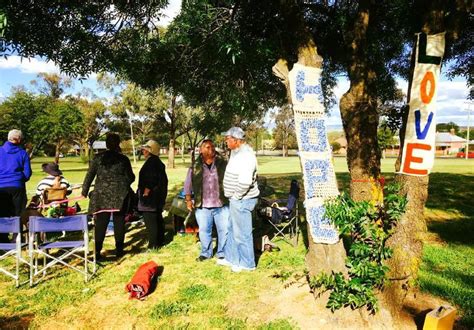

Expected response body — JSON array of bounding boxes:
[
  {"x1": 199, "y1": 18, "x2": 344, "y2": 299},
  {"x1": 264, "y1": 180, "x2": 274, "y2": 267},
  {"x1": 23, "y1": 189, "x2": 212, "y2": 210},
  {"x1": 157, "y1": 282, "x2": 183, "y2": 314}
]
[{"x1": 456, "y1": 151, "x2": 474, "y2": 158}]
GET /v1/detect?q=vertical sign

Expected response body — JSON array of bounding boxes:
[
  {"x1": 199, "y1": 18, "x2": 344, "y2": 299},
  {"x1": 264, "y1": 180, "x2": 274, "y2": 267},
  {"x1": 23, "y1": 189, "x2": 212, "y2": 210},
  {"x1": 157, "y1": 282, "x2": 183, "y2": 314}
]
[
  {"x1": 289, "y1": 63, "x2": 339, "y2": 244},
  {"x1": 400, "y1": 33, "x2": 445, "y2": 175}
]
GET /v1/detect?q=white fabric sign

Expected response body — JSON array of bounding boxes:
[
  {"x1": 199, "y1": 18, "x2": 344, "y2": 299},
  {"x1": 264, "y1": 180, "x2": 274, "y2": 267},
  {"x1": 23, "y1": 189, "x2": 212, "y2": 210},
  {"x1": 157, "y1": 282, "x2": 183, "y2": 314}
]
[
  {"x1": 289, "y1": 63, "x2": 339, "y2": 244},
  {"x1": 400, "y1": 33, "x2": 445, "y2": 176}
]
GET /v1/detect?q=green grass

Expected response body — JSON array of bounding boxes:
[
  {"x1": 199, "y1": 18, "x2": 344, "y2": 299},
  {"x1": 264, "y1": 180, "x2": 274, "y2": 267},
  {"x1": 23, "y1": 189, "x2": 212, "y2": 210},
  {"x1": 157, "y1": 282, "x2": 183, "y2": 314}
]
[{"x1": 1, "y1": 155, "x2": 473, "y2": 328}]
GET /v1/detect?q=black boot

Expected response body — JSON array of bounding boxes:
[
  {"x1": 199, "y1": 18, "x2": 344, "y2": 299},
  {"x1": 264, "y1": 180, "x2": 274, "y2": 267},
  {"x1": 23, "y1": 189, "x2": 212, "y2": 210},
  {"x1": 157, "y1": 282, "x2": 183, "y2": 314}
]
[{"x1": 115, "y1": 242, "x2": 124, "y2": 258}]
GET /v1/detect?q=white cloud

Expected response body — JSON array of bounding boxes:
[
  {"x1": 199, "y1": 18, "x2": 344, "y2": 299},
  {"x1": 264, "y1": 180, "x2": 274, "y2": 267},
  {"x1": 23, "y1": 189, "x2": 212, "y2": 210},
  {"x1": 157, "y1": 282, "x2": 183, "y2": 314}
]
[
  {"x1": 0, "y1": 56, "x2": 60, "y2": 74},
  {"x1": 158, "y1": 0, "x2": 182, "y2": 26}
]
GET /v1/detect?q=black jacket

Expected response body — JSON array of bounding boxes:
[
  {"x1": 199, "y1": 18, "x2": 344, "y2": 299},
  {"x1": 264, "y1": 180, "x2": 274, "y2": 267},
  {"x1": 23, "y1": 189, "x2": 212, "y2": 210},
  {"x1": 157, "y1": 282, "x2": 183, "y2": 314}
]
[{"x1": 138, "y1": 154, "x2": 168, "y2": 211}]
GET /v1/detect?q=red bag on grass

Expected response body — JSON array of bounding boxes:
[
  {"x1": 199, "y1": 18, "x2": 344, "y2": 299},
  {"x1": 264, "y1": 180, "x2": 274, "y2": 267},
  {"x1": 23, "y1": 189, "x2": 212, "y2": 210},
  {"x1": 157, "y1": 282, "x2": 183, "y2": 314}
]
[{"x1": 125, "y1": 261, "x2": 159, "y2": 300}]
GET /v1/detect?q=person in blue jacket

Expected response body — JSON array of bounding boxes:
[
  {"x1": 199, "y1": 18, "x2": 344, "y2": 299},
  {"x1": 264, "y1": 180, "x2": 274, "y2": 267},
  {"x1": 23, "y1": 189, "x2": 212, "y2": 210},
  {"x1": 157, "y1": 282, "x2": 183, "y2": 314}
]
[{"x1": 0, "y1": 129, "x2": 32, "y2": 242}]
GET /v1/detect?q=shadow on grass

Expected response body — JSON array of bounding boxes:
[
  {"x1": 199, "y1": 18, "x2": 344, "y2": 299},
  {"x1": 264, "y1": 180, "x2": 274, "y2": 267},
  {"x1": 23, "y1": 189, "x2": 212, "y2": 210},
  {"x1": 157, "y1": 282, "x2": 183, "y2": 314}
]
[{"x1": 426, "y1": 173, "x2": 474, "y2": 246}]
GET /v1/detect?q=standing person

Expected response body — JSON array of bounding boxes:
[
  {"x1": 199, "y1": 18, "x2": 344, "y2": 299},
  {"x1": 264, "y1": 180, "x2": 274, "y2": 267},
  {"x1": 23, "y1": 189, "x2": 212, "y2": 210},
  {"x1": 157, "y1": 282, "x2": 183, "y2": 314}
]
[
  {"x1": 138, "y1": 140, "x2": 168, "y2": 250},
  {"x1": 0, "y1": 129, "x2": 32, "y2": 243},
  {"x1": 218, "y1": 127, "x2": 259, "y2": 272},
  {"x1": 81, "y1": 133, "x2": 135, "y2": 259},
  {"x1": 183, "y1": 139, "x2": 229, "y2": 262}
]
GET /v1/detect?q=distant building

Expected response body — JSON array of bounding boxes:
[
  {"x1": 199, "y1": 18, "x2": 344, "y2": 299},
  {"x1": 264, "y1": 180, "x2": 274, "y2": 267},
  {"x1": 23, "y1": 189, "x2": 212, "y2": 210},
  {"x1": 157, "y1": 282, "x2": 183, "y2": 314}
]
[
  {"x1": 435, "y1": 129, "x2": 466, "y2": 155},
  {"x1": 72, "y1": 141, "x2": 107, "y2": 154}
]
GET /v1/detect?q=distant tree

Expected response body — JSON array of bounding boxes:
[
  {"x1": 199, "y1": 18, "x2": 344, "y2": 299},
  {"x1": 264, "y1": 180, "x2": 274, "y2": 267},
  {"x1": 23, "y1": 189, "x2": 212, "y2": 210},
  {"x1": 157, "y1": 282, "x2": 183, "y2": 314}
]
[
  {"x1": 30, "y1": 73, "x2": 72, "y2": 99},
  {"x1": 330, "y1": 141, "x2": 342, "y2": 153},
  {"x1": 377, "y1": 121, "x2": 397, "y2": 159},
  {"x1": 33, "y1": 100, "x2": 84, "y2": 163},
  {"x1": 67, "y1": 96, "x2": 107, "y2": 162},
  {"x1": 0, "y1": 88, "x2": 48, "y2": 156},
  {"x1": 272, "y1": 105, "x2": 297, "y2": 157},
  {"x1": 436, "y1": 122, "x2": 460, "y2": 133}
]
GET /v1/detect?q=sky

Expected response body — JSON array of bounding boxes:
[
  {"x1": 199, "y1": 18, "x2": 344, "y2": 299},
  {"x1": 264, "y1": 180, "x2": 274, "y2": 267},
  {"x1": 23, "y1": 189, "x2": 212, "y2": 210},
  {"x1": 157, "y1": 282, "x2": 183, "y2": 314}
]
[{"x1": 0, "y1": 1, "x2": 471, "y2": 130}]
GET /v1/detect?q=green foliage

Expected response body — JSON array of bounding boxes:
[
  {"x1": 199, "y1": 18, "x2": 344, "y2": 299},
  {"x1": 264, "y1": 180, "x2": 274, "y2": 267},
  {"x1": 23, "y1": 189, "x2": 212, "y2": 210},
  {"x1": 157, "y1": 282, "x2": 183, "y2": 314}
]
[
  {"x1": 310, "y1": 183, "x2": 407, "y2": 313},
  {"x1": 0, "y1": 10, "x2": 6, "y2": 37}
]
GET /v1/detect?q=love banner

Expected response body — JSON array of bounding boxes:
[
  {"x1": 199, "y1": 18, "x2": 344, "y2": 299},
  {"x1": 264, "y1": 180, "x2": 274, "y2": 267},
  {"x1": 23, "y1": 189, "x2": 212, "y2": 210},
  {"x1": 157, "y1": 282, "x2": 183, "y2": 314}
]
[{"x1": 400, "y1": 33, "x2": 445, "y2": 176}]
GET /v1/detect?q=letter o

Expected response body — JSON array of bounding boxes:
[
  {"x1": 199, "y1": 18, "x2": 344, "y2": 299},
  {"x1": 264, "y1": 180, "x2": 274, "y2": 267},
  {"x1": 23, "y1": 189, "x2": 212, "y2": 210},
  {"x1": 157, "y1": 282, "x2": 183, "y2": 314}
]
[{"x1": 420, "y1": 71, "x2": 435, "y2": 104}]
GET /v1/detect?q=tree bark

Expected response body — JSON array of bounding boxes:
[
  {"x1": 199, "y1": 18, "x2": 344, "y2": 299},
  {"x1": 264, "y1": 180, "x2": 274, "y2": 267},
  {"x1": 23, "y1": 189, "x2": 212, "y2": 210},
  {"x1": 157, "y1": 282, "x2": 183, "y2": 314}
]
[
  {"x1": 273, "y1": 38, "x2": 348, "y2": 291},
  {"x1": 385, "y1": 1, "x2": 447, "y2": 315}
]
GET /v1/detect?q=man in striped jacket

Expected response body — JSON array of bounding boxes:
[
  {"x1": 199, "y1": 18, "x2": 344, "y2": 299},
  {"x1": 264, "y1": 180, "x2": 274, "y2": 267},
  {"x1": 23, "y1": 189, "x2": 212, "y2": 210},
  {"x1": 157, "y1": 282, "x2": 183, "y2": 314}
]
[{"x1": 218, "y1": 127, "x2": 259, "y2": 272}]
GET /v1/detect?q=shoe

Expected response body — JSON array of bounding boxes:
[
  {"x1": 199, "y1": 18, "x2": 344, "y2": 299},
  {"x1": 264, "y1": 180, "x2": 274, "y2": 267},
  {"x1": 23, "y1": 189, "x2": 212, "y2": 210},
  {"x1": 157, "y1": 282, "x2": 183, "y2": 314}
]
[
  {"x1": 95, "y1": 253, "x2": 104, "y2": 261},
  {"x1": 196, "y1": 255, "x2": 210, "y2": 262},
  {"x1": 115, "y1": 250, "x2": 125, "y2": 258},
  {"x1": 216, "y1": 258, "x2": 233, "y2": 267},
  {"x1": 232, "y1": 265, "x2": 256, "y2": 273}
]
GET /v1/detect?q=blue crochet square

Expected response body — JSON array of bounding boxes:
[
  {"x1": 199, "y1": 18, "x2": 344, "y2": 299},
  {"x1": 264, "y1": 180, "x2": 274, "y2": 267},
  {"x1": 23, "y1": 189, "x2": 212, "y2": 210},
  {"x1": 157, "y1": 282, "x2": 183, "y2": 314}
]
[
  {"x1": 295, "y1": 70, "x2": 324, "y2": 104},
  {"x1": 303, "y1": 159, "x2": 330, "y2": 199},
  {"x1": 307, "y1": 205, "x2": 339, "y2": 243},
  {"x1": 299, "y1": 118, "x2": 327, "y2": 152}
]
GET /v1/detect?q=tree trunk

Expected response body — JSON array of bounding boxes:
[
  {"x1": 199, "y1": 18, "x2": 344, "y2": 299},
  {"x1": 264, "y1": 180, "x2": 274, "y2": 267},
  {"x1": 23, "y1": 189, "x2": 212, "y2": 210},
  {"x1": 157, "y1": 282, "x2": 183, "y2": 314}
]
[
  {"x1": 54, "y1": 141, "x2": 62, "y2": 164},
  {"x1": 167, "y1": 95, "x2": 177, "y2": 169},
  {"x1": 168, "y1": 137, "x2": 175, "y2": 169},
  {"x1": 385, "y1": 2, "x2": 446, "y2": 315},
  {"x1": 273, "y1": 38, "x2": 348, "y2": 292}
]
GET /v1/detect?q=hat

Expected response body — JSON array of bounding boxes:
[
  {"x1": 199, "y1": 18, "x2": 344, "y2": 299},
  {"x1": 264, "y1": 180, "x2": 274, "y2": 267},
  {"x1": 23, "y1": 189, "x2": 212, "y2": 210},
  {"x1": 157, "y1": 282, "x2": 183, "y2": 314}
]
[
  {"x1": 222, "y1": 127, "x2": 245, "y2": 140},
  {"x1": 141, "y1": 140, "x2": 160, "y2": 156},
  {"x1": 42, "y1": 163, "x2": 62, "y2": 176}
]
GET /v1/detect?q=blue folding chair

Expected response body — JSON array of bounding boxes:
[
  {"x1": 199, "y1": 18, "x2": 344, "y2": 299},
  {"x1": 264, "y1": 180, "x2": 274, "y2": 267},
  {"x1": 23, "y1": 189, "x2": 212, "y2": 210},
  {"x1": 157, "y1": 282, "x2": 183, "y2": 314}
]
[
  {"x1": 29, "y1": 215, "x2": 96, "y2": 286},
  {"x1": 258, "y1": 180, "x2": 300, "y2": 246},
  {"x1": 0, "y1": 217, "x2": 28, "y2": 287}
]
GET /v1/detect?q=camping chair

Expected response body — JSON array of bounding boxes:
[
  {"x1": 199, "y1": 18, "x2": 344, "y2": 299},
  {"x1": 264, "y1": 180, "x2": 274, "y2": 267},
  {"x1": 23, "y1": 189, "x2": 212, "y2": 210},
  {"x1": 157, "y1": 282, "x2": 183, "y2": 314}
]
[
  {"x1": 0, "y1": 217, "x2": 28, "y2": 287},
  {"x1": 258, "y1": 179, "x2": 300, "y2": 246},
  {"x1": 28, "y1": 215, "x2": 96, "y2": 286}
]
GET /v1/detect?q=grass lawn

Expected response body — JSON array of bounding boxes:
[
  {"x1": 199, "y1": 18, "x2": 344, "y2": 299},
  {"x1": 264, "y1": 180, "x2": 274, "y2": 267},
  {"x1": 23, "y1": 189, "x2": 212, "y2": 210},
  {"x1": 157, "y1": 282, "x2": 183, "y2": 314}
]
[{"x1": 1, "y1": 155, "x2": 473, "y2": 328}]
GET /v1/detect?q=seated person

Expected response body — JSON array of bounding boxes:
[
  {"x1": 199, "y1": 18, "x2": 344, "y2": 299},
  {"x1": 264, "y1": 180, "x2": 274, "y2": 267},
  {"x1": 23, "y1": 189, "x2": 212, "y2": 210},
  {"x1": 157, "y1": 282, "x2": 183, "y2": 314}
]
[
  {"x1": 36, "y1": 162, "x2": 72, "y2": 199},
  {"x1": 36, "y1": 163, "x2": 72, "y2": 217}
]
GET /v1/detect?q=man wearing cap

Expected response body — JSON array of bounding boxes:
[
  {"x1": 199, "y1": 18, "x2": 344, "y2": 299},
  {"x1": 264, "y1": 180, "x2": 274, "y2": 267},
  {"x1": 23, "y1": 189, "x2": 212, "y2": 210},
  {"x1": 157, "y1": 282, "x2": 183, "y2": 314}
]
[
  {"x1": 183, "y1": 139, "x2": 229, "y2": 262},
  {"x1": 138, "y1": 140, "x2": 168, "y2": 249},
  {"x1": 218, "y1": 127, "x2": 259, "y2": 272},
  {"x1": 36, "y1": 162, "x2": 72, "y2": 198},
  {"x1": 0, "y1": 129, "x2": 32, "y2": 242}
]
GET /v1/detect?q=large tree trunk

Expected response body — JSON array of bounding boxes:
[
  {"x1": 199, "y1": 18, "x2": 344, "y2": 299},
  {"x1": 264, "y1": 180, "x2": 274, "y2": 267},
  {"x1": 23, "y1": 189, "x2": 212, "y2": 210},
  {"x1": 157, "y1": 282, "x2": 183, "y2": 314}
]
[
  {"x1": 385, "y1": 1, "x2": 447, "y2": 315},
  {"x1": 273, "y1": 38, "x2": 348, "y2": 294},
  {"x1": 340, "y1": 0, "x2": 382, "y2": 204}
]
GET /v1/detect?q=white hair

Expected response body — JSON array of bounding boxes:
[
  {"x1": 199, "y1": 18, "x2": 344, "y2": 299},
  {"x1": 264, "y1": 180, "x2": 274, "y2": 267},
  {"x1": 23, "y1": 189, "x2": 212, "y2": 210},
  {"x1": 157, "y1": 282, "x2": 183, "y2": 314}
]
[{"x1": 8, "y1": 129, "x2": 23, "y2": 142}]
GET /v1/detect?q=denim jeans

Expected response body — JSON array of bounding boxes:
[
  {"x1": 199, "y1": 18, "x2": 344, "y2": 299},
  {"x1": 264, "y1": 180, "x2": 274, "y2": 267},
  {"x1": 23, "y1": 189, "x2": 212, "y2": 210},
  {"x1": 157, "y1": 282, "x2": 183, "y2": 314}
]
[
  {"x1": 195, "y1": 206, "x2": 229, "y2": 258},
  {"x1": 225, "y1": 198, "x2": 258, "y2": 269}
]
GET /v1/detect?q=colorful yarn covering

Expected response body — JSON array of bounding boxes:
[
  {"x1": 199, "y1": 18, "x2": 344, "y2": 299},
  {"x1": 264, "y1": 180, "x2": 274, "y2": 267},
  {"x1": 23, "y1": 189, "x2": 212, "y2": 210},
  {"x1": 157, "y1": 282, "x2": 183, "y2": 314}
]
[{"x1": 288, "y1": 63, "x2": 339, "y2": 244}]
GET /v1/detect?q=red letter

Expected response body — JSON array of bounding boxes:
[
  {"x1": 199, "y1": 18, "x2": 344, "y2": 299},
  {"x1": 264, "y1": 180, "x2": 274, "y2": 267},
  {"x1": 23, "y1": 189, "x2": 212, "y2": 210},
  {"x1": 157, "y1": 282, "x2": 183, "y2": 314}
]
[
  {"x1": 402, "y1": 143, "x2": 432, "y2": 175},
  {"x1": 420, "y1": 71, "x2": 435, "y2": 104}
]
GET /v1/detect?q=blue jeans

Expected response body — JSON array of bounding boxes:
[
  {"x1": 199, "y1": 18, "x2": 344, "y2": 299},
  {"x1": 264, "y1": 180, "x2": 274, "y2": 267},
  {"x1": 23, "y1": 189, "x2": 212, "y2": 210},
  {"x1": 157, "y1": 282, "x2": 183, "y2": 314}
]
[
  {"x1": 195, "y1": 206, "x2": 229, "y2": 258},
  {"x1": 225, "y1": 198, "x2": 258, "y2": 268}
]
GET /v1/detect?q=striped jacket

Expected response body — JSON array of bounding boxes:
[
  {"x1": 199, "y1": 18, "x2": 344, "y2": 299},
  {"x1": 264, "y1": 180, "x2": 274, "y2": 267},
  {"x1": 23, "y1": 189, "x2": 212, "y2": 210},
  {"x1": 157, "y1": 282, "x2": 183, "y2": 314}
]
[{"x1": 223, "y1": 143, "x2": 259, "y2": 200}]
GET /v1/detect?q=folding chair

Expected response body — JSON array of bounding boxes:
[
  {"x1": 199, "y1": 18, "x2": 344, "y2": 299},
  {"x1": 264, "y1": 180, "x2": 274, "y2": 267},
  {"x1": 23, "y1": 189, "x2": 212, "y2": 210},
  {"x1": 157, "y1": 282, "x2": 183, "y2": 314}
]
[
  {"x1": 258, "y1": 180, "x2": 300, "y2": 246},
  {"x1": 0, "y1": 217, "x2": 28, "y2": 287},
  {"x1": 29, "y1": 215, "x2": 96, "y2": 286}
]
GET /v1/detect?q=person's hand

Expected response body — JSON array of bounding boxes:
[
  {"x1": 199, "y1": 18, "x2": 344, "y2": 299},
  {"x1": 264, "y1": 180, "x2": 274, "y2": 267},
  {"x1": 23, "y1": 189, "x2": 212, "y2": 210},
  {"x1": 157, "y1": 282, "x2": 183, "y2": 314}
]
[
  {"x1": 186, "y1": 200, "x2": 194, "y2": 211},
  {"x1": 143, "y1": 188, "x2": 151, "y2": 197}
]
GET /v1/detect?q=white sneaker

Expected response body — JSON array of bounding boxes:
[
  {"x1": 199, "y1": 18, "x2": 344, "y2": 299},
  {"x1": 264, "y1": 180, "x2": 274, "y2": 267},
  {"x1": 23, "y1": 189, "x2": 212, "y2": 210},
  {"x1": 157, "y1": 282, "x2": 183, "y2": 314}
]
[
  {"x1": 216, "y1": 258, "x2": 233, "y2": 267},
  {"x1": 231, "y1": 265, "x2": 256, "y2": 273}
]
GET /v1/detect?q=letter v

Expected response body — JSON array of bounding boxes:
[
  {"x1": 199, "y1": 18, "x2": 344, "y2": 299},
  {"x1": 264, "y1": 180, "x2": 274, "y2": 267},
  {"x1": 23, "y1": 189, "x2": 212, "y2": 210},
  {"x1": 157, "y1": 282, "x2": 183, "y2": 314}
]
[{"x1": 415, "y1": 110, "x2": 434, "y2": 139}]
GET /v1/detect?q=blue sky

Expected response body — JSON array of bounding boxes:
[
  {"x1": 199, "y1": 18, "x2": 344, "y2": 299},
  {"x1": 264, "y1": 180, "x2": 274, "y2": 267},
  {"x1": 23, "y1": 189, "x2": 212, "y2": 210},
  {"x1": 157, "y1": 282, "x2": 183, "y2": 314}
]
[{"x1": 0, "y1": 0, "x2": 471, "y2": 129}]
